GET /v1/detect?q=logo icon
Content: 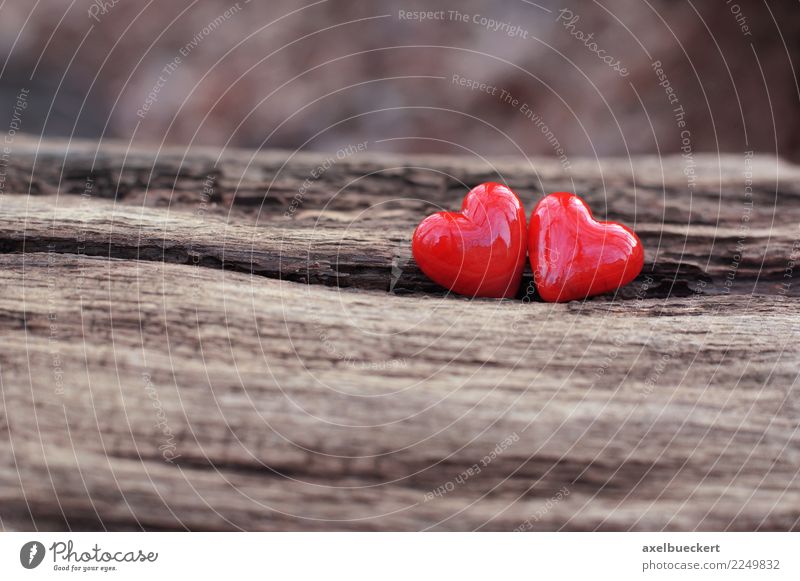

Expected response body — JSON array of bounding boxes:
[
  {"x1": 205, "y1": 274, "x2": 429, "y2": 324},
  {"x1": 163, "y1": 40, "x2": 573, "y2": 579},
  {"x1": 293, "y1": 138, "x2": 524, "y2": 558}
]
[{"x1": 20, "y1": 541, "x2": 46, "y2": 569}]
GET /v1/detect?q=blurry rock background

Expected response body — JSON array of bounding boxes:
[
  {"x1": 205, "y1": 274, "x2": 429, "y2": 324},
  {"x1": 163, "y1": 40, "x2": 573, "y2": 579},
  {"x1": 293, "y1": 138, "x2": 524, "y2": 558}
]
[{"x1": 1, "y1": 0, "x2": 798, "y2": 159}]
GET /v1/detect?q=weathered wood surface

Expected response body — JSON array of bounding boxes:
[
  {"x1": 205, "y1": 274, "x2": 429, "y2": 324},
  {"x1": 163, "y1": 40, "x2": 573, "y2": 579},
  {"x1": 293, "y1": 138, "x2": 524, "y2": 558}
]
[{"x1": 1, "y1": 137, "x2": 799, "y2": 531}]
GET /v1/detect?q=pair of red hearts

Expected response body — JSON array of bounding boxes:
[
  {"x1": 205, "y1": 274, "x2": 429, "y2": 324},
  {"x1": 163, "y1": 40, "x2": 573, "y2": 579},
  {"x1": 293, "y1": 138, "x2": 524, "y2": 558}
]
[{"x1": 411, "y1": 183, "x2": 644, "y2": 302}]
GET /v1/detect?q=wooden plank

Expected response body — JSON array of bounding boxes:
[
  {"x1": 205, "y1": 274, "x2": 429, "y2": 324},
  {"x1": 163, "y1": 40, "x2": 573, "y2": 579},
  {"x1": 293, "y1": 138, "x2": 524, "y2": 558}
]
[
  {"x1": 1, "y1": 138, "x2": 799, "y2": 531},
  {"x1": 1, "y1": 253, "x2": 799, "y2": 531},
  {"x1": 0, "y1": 193, "x2": 797, "y2": 298},
  {"x1": 6, "y1": 137, "x2": 800, "y2": 227},
  {"x1": 5, "y1": 138, "x2": 800, "y2": 297}
]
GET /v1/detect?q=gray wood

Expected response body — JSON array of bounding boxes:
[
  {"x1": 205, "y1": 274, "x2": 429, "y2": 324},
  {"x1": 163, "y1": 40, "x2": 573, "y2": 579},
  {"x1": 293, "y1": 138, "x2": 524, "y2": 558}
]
[{"x1": 1, "y1": 137, "x2": 799, "y2": 531}]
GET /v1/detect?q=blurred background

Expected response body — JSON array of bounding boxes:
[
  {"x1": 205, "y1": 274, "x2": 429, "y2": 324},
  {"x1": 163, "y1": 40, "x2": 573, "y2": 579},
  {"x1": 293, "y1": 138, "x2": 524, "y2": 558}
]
[{"x1": 1, "y1": 0, "x2": 798, "y2": 160}]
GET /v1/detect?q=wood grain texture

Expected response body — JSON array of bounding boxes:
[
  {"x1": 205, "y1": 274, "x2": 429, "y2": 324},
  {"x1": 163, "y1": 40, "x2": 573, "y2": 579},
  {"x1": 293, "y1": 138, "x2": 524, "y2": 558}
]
[{"x1": 1, "y1": 137, "x2": 799, "y2": 531}]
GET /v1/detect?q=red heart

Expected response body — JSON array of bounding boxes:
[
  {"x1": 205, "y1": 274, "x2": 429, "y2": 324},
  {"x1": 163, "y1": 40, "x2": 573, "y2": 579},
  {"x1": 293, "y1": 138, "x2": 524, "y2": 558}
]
[
  {"x1": 529, "y1": 192, "x2": 644, "y2": 302},
  {"x1": 412, "y1": 182, "x2": 527, "y2": 298}
]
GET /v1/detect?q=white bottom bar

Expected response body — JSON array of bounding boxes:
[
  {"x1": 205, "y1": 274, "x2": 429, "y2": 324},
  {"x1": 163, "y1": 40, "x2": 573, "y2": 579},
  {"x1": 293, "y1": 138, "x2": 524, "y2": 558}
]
[{"x1": 2, "y1": 532, "x2": 797, "y2": 580}]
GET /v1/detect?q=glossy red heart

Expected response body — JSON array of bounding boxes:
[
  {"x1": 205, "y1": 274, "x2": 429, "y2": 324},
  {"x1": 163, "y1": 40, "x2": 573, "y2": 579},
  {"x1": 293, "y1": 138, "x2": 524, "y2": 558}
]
[
  {"x1": 529, "y1": 192, "x2": 644, "y2": 302},
  {"x1": 412, "y1": 182, "x2": 527, "y2": 298}
]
